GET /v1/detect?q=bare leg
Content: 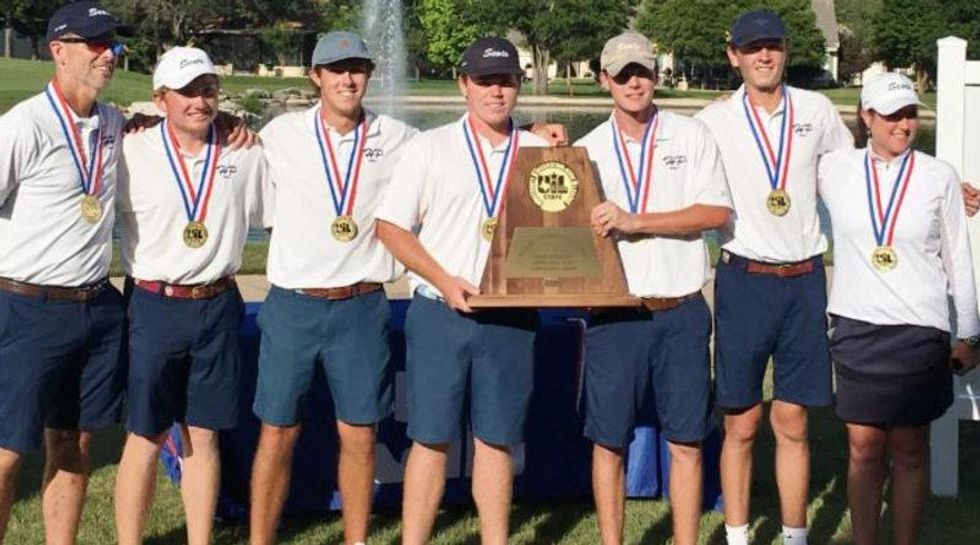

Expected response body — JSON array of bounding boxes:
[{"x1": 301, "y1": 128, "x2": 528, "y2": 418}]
[
  {"x1": 720, "y1": 404, "x2": 762, "y2": 527},
  {"x1": 591, "y1": 443, "x2": 625, "y2": 545},
  {"x1": 181, "y1": 425, "x2": 220, "y2": 545},
  {"x1": 471, "y1": 438, "x2": 512, "y2": 545},
  {"x1": 249, "y1": 423, "x2": 301, "y2": 545},
  {"x1": 0, "y1": 447, "x2": 23, "y2": 544},
  {"x1": 668, "y1": 441, "x2": 703, "y2": 545},
  {"x1": 770, "y1": 400, "x2": 809, "y2": 529},
  {"x1": 888, "y1": 425, "x2": 928, "y2": 545},
  {"x1": 42, "y1": 429, "x2": 91, "y2": 545},
  {"x1": 336, "y1": 421, "x2": 376, "y2": 545},
  {"x1": 114, "y1": 430, "x2": 168, "y2": 545},
  {"x1": 401, "y1": 441, "x2": 448, "y2": 545},
  {"x1": 845, "y1": 423, "x2": 887, "y2": 545}
]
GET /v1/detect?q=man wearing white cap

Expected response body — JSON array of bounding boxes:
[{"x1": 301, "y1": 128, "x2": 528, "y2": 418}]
[
  {"x1": 112, "y1": 46, "x2": 271, "y2": 545},
  {"x1": 0, "y1": 3, "x2": 128, "y2": 543},
  {"x1": 577, "y1": 32, "x2": 731, "y2": 545}
]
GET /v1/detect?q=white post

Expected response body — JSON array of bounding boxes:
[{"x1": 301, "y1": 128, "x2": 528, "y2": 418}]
[{"x1": 931, "y1": 36, "x2": 968, "y2": 498}]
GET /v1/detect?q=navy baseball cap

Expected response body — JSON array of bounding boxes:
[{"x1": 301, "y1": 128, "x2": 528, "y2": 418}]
[
  {"x1": 311, "y1": 31, "x2": 372, "y2": 66},
  {"x1": 460, "y1": 37, "x2": 523, "y2": 77},
  {"x1": 46, "y1": 2, "x2": 126, "y2": 43},
  {"x1": 730, "y1": 9, "x2": 786, "y2": 47}
]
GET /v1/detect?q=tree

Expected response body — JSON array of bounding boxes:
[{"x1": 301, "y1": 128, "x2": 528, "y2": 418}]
[
  {"x1": 417, "y1": 0, "x2": 485, "y2": 77},
  {"x1": 869, "y1": 0, "x2": 942, "y2": 90},
  {"x1": 941, "y1": 0, "x2": 980, "y2": 58},
  {"x1": 835, "y1": 0, "x2": 883, "y2": 83},
  {"x1": 4, "y1": 0, "x2": 61, "y2": 59}
]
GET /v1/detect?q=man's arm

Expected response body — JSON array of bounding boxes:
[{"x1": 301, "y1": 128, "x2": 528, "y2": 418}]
[
  {"x1": 591, "y1": 202, "x2": 730, "y2": 238},
  {"x1": 375, "y1": 219, "x2": 479, "y2": 313}
]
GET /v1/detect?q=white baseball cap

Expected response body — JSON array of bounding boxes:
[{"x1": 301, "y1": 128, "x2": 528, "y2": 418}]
[
  {"x1": 860, "y1": 72, "x2": 924, "y2": 115},
  {"x1": 153, "y1": 46, "x2": 217, "y2": 91}
]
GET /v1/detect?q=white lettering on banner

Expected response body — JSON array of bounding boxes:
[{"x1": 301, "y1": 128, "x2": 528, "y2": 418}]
[
  {"x1": 482, "y1": 48, "x2": 509, "y2": 58},
  {"x1": 373, "y1": 371, "x2": 526, "y2": 484}
]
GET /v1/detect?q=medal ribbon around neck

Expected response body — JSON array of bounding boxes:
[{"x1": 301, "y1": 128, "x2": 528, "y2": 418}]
[
  {"x1": 44, "y1": 81, "x2": 105, "y2": 198},
  {"x1": 314, "y1": 109, "x2": 368, "y2": 218},
  {"x1": 161, "y1": 120, "x2": 221, "y2": 224},
  {"x1": 864, "y1": 150, "x2": 915, "y2": 248},
  {"x1": 742, "y1": 85, "x2": 794, "y2": 193},
  {"x1": 611, "y1": 112, "x2": 659, "y2": 214},
  {"x1": 461, "y1": 115, "x2": 520, "y2": 221}
]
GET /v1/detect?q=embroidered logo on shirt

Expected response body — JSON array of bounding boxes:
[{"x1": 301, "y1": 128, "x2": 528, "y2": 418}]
[
  {"x1": 217, "y1": 164, "x2": 237, "y2": 179},
  {"x1": 662, "y1": 155, "x2": 687, "y2": 169},
  {"x1": 793, "y1": 122, "x2": 813, "y2": 137},
  {"x1": 364, "y1": 147, "x2": 385, "y2": 162}
]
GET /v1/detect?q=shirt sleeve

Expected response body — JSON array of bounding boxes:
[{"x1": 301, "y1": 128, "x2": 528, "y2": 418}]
[
  {"x1": 939, "y1": 161, "x2": 980, "y2": 337},
  {"x1": 246, "y1": 151, "x2": 275, "y2": 230},
  {"x1": 115, "y1": 144, "x2": 133, "y2": 213},
  {"x1": 689, "y1": 120, "x2": 733, "y2": 208},
  {"x1": 819, "y1": 105, "x2": 855, "y2": 155},
  {"x1": 0, "y1": 112, "x2": 34, "y2": 207},
  {"x1": 374, "y1": 133, "x2": 429, "y2": 231}
]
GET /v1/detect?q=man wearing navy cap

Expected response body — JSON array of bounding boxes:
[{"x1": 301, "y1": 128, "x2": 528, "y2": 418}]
[
  {"x1": 695, "y1": 9, "x2": 853, "y2": 545},
  {"x1": 376, "y1": 36, "x2": 548, "y2": 544},
  {"x1": 0, "y1": 2, "x2": 128, "y2": 543}
]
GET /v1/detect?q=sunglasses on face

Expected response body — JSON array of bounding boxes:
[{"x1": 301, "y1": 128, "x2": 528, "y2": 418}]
[
  {"x1": 58, "y1": 37, "x2": 125, "y2": 57},
  {"x1": 173, "y1": 85, "x2": 220, "y2": 99},
  {"x1": 607, "y1": 64, "x2": 654, "y2": 85}
]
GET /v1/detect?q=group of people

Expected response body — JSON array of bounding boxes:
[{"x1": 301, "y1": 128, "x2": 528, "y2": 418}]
[{"x1": 0, "y1": 3, "x2": 977, "y2": 545}]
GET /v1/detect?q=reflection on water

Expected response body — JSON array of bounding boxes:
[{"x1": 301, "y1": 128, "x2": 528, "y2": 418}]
[{"x1": 241, "y1": 106, "x2": 935, "y2": 242}]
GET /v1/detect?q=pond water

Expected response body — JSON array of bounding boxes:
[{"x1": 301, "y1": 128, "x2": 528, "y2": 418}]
[{"x1": 244, "y1": 105, "x2": 936, "y2": 242}]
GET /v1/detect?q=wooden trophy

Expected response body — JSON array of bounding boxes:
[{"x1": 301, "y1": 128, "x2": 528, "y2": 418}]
[{"x1": 468, "y1": 146, "x2": 640, "y2": 308}]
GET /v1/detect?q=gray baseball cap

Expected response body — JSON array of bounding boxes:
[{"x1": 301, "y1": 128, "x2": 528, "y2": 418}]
[
  {"x1": 601, "y1": 32, "x2": 657, "y2": 77},
  {"x1": 311, "y1": 31, "x2": 372, "y2": 66}
]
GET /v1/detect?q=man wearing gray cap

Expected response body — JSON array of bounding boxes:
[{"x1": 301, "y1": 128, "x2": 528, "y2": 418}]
[
  {"x1": 577, "y1": 32, "x2": 731, "y2": 545},
  {"x1": 249, "y1": 31, "x2": 418, "y2": 545}
]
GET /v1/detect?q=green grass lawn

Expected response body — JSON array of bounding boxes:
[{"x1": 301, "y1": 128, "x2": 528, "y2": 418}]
[{"x1": 7, "y1": 403, "x2": 979, "y2": 543}]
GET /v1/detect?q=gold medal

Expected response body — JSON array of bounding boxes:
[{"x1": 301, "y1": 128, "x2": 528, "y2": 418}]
[
  {"x1": 766, "y1": 189, "x2": 791, "y2": 216},
  {"x1": 331, "y1": 215, "x2": 358, "y2": 242},
  {"x1": 482, "y1": 217, "x2": 499, "y2": 242},
  {"x1": 871, "y1": 246, "x2": 897, "y2": 271},
  {"x1": 183, "y1": 221, "x2": 209, "y2": 249},
  {"x1": 80, "y1": 195, "x2": 102, "y2": 223}
]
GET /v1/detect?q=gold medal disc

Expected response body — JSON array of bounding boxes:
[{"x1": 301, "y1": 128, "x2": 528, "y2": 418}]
[
  {"x1": 871, "y1": 246, "x2": 897, "y2": 271},
  {"x1": 183, "y1": 221, "x2": 209, "y2": 249},
  {"x1": 482, "y1": 217, "x2": 499, "y2": 242},
  {"x1": 766, "y1": 189, "x2": 791, "y2": 216},
  {"x1": 80, "y1": 195, "x2": 102, "y2": 224},
  {"x1": 331, "y1": 215, "x2": 358, "y2": 242}
]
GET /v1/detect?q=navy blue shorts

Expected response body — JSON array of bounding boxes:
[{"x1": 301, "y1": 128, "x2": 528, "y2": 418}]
[
  {"x1": 126, "y1": 284, "x2": 244, "y2": 437},
  {"x1": 714, "y1": 252, "x2": 832, "y2": 409},
  {"x1": 253, "y1": 286, "x2": 393, "y2": 426},
  {"x1": 0, "y1": 283, "x2": 125, "y2": 453},
  {"x1": 405, "y1": 293, "x2": 537, "y2": 446},
  {"x1": 584, "y1": 295, "x2": 713, "y2": 448},
  {"x1": 830, "y1": 315, "x2": 952, "y2": 425}
]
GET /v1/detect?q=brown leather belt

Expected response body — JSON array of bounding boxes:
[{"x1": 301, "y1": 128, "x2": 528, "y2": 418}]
[
  {"x1": 133, "y1": 276, "x2": 236, "y2": 300},
  {"x1": 0, "y1": 276, "x2": 108, "y2": 302},
  {"x1": 721, "y1": 250, "x2": 816, "y2": 278},
  {"x1": 641, "y1": 291, "x2": 702, "y2": 312},
  {"x1": 297, "y1": 282, "x2": 382, "y2": 300}
]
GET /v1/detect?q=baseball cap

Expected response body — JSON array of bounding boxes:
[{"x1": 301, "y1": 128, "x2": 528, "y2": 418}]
[
  {"x1": 600, "y1": 32, "x2": 657, "y2": 77},
  {"x1": 860, "y1": 72, "x2": 924, "y2": 115},
  {"x1": 311, "y1": 31, "x2": 372, "y2": 66},
  {"x1": 153, "y1": 47, "x2": 217, "y2": 91},
  {"x1": 460, "y1": 37, "x2": 523, "y2": 77},
  {"x1": 46, "y1": 2, "x2": 126, "y2": 42},
  {"x1": 730, "y1": 9, "x2": 785, "y2": 48}
]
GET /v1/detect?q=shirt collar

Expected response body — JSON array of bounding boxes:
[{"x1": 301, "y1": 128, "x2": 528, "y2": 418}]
[
  {"x1": 867, "y1": 145, "x2": 912, "y2": 168},
  {"x1": 608, "y1": 107, "x2": 673, "y2": 144},
  {"x1": 309, "y1": 105, "x2": 378, "y2": 141},
  {"x1": 733, "y1": 84, "x2": 787, "y2": 118}
]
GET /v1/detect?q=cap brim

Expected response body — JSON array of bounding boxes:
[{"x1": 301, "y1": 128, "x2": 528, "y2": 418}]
[
  {"x1": 463, "y1": 65, "x2": 524, "y2": 77},
  {"x1": 312, "y1": 54, "x2": 373, "y2": 67},
  {"x1": 866, "y1": 97, "x2": 926, "y2": 116},
  {"x1": 155, "y1": 70, "x2": 219, "y2": 92},
  {"x1": 603, "y1": 58, "x2": 657, "y2": 77},
  {"x1": 731, "y1": 33, "x2": 785, "y2": 47}
]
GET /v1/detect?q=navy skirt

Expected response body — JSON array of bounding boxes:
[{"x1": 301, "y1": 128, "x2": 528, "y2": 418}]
[{"x1": 829, "y1": 315, "x2": 953, "y2": 425}]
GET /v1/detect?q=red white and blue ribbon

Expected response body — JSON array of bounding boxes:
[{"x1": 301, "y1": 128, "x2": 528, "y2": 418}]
[
  {"x1": 160, "y1": 120, "x2": 221, "y2": 223},
  {"x1": 461, "y1": 115, "x2": 520, "y2": 221},
  {"x1": 314, "y1": 109, "x2": 368, "y2": 218},
  {"x1": 864, "y1": 150, "x2": 915, "y2": 248},
  {"x1": 742, "y1": 85, "x2": 794, "y2": 193},
  {"x1": 44, "y1": 81, "x2": 105, "y2": 198},
  {"x1": 611, "y1": 112, "x2": 659, "y2": 214}
]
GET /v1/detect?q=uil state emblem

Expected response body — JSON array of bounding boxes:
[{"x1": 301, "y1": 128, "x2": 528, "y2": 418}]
[{"x1": 528, "y1": 161, "x2": 579, "y2": 212}]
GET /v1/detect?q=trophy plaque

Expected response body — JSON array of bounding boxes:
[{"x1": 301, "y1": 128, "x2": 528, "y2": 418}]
[{"x1": 468, "y1": 146, "x2": 640, "y2": 308}]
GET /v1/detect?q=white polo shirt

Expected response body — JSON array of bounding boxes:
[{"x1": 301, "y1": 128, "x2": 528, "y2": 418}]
[
  {"x1": 116, "y1": 124, "x2": 272, "y2": 285},
  {"x1": 0, "y1": 91, "x2": 124, "y2": 286},
  {"x1": 375, "y1": 116, "x2": 547, "y2": 296},
  {"x1": 818, "y1": 148, "x2": 980, "y2": 337},
  {"x1": 576, "y1": 110, "x2": 732, "y2": 298},
  {"x1": 696, "y1": 85, "x2": 853, "y2": 263},
  {"x1": 260, "y1": 106, "x2": 417, "y2": 289}
]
